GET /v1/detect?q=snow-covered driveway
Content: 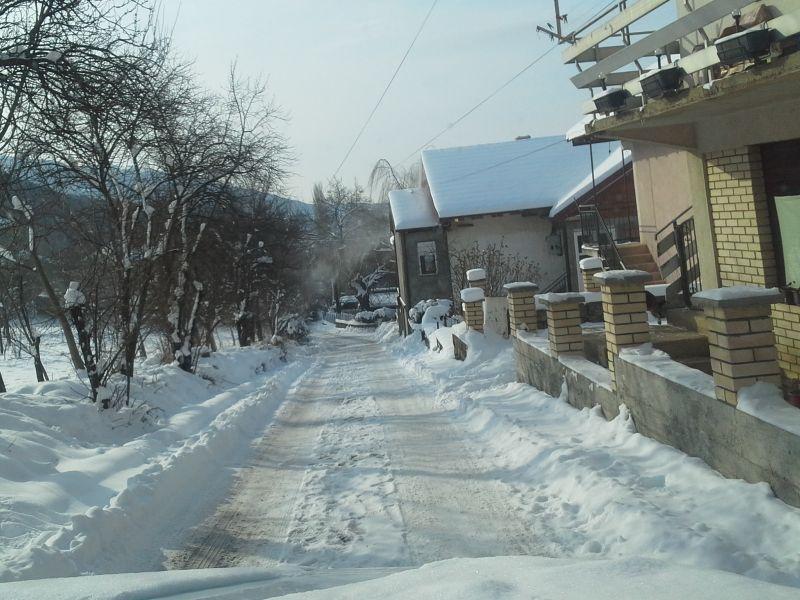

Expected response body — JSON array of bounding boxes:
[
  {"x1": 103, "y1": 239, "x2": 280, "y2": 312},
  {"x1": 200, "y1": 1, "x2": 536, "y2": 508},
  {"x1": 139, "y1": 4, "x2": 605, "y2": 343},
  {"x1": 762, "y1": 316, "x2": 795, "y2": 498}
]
[{"x1": 171, "y1": 327, "x2": 535, "y2": 569}]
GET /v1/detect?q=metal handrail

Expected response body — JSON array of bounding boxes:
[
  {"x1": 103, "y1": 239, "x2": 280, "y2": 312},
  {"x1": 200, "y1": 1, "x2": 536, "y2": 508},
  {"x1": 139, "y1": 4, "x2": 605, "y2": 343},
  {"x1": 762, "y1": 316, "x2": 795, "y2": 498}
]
[
  {"x1": 579, "y1": 205, "x2": 626, "y2": 270},
  {"x1": 655, "y1": 206, "x2": 692, "y2": 239},
  {"x1": 541, "y1": 272, "x2": 569, "y2": 293}
]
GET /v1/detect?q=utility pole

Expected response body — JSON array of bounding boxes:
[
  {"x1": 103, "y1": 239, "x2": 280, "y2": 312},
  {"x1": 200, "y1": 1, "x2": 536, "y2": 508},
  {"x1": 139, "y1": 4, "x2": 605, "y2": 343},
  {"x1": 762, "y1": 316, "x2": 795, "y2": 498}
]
[{"x1": 536, "y1": 0, "x2": 570, "y2": 43}]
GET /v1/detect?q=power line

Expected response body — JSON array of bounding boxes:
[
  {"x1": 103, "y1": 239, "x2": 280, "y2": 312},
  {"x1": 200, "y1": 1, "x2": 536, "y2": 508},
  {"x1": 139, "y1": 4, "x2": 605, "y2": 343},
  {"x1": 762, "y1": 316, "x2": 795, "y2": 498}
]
[
  {"x1": 437, "y1": 138, "x2": 567, "y2": 185},
  {"x1": 396, "y1": 43, "x2": 559, "y2": 166},
  {"x1": 333, "y1": 0, "x2": 439, "y2": 178}
]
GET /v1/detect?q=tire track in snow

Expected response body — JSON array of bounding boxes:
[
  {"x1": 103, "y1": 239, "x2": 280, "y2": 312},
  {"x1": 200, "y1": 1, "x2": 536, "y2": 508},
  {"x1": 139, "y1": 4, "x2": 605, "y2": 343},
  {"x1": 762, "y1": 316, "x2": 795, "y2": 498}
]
[{"x1": 172, "y1": 327, "x2": 540, "y2": 569}]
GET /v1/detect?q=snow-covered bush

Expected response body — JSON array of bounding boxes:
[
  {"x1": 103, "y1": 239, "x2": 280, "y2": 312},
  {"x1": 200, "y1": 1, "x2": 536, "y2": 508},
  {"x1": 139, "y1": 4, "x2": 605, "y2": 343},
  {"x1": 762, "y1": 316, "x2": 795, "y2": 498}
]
[
  {"x1": 372, "y1": 306, "x2": 396, "y2": 321},
  {"x1": 354, "y1": 307, "x2": 396, "y2": 324},
  {"x1": 276, "y1": 314, "x2": 309, "y2": 341},
  {"x1": 410, "y1": 299, "x2": 454, "y2": 326},
  {"x1": 354, "y1": 310, "x2": 377, "y2": 323},
  {"x1": 410, "y1": 299, "x2": 444, "y2": 324}
]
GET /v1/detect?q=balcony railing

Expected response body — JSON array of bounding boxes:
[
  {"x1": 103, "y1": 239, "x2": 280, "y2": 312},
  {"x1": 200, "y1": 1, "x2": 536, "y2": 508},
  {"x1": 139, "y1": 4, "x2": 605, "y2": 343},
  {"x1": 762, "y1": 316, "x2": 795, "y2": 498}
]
[{"x1": 562, "y1": 0, "x2": 800, "y2": 117}]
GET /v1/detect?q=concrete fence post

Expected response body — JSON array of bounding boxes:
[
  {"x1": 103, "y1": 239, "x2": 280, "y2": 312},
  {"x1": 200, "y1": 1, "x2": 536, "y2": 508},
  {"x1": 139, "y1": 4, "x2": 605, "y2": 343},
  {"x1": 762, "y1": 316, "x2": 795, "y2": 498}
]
[
  {"x1": 595, "y1": 270, "x2": 651, "y2": 389},
  {"x1": 460, "y1": 287, "x2": 485, "y2": 332},
  {"x1": 466, "y1": 268, "x2": 488, "y2": 294},
  {"x1": 693, "y1": 286, "x2": 784, "y2": 406},
  {"x1": 503, "y1": 282, "x2": 539, "y2": 336},
  {"x1": 579, "y1": 257, "x2": 604, "y2": 292},
  {"x1": 537, "y1": 293, "x2": 585, "y2": 355}
]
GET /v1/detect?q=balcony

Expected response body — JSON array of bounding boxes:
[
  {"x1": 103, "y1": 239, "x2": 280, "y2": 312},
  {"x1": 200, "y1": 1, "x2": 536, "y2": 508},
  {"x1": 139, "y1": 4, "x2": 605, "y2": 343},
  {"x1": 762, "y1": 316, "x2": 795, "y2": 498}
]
[{"x1": 563, "y1": 0, "x2": 800, "y2": 146}]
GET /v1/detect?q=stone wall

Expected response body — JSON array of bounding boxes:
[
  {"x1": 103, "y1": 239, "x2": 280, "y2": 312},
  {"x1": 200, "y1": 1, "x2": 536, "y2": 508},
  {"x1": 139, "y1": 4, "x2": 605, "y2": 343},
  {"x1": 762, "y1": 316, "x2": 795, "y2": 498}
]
[{"x1": 513, "y1": 333, "x2": 800, "y2": 508}]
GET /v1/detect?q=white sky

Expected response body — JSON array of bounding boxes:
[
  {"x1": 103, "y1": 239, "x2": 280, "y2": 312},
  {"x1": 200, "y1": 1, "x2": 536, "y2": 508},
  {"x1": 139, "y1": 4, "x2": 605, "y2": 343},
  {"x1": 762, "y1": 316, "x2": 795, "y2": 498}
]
[{"x1": 162, "y1": 0, "x2": 594, "y2": 202}]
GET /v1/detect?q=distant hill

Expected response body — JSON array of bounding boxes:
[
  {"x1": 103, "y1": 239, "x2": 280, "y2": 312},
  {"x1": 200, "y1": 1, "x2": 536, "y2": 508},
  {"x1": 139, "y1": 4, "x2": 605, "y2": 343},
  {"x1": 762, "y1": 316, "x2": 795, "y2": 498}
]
[{"x1": 272, "y1": 196, "x2": 314, "y2": 216}]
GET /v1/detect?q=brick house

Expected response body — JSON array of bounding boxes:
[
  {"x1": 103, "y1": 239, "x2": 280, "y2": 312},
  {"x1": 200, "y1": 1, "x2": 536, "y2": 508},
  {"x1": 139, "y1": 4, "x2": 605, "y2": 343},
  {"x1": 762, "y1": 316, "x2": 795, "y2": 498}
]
[
  {"x1": 389, "y1": 136, "x2": 606, "y2": 310},
  {"x1": 562, "y1": 0, "x2": 800, "y2": 391}
]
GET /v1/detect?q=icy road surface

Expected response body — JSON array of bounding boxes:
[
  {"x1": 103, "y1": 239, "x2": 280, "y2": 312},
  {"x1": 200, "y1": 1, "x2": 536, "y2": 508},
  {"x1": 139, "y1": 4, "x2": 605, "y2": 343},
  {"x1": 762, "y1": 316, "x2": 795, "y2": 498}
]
[{"x1": 170, "y1": 328, "x2": 537, "y2": 569}]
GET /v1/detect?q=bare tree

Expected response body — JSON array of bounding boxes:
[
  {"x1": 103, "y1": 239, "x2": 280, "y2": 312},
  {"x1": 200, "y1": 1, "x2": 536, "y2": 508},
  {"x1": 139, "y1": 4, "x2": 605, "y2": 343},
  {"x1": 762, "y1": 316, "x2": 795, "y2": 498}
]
[
  {"x1": 351, "y1": 265, "x2": 388, "y2": 310},
  {"x1": 450, "y1": 240, "x2": 542, "y2": 298},
  {"x1": 368, "y1": 158, "x2": 419, "y2": 202}
]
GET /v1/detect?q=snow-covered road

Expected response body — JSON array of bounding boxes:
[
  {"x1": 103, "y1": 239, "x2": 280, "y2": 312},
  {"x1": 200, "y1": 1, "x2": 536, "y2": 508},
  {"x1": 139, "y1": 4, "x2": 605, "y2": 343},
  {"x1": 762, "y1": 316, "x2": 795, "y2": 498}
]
[
  {"x1": 171, "y1": 327, "x2": 536, "y2": 569},
  {"x1": 167, "y1": 322, "x2": 800, "y2": 591}
]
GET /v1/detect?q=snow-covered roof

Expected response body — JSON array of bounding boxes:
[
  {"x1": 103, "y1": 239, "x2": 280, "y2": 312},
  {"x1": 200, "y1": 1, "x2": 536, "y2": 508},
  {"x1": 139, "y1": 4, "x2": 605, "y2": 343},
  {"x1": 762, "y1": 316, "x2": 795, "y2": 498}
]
[
  {"x1": 420, "y1": 136, "x2": 593, "y2": 219},
  {"x1": 388, "y1": 187, "x2": 439, "y2": 231},
  {"x1": 566, "y1": 115, "x2": 593, "y2": 141},
  {"x1": 550, "y1": 146, "x2": 628, "y2": 218}
]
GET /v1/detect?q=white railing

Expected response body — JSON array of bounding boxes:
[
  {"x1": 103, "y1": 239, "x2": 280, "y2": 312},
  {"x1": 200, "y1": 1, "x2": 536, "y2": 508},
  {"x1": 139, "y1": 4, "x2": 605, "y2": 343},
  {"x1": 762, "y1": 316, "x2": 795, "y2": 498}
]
[{"x1": 563, "y1": 0, "x2": 800, "y2": 115}]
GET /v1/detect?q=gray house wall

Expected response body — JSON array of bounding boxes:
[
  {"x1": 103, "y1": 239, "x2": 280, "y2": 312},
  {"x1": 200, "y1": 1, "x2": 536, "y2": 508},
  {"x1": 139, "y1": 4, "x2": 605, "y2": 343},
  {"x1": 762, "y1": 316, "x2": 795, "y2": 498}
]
[{"x1": 395, "y1": 227, "x2": 453, "y2": 307}]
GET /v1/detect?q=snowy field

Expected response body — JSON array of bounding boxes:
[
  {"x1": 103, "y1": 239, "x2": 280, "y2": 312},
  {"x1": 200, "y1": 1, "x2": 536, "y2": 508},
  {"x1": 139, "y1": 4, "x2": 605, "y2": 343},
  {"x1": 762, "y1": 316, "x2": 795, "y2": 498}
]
[
  {"x1": 0, "y1": 323, "x2": 311, "y2": 582},
  {"x1": 2, "y1": 322, "x2": 800, "y2": 598}
]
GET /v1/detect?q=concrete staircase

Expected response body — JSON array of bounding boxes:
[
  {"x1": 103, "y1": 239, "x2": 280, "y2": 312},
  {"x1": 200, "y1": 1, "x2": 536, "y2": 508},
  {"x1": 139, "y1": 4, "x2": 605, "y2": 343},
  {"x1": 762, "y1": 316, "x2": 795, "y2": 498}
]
[{"x1": 616, "y1": 243, "x2": 665, "y2": 284}]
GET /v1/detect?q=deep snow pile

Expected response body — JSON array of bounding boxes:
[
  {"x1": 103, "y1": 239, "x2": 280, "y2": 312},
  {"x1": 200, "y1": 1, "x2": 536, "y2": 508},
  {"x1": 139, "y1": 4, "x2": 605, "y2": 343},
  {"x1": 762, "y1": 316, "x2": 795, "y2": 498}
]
[
  {"x1": 0, "y1": 340, "x2": 308, "y2": 582},
  {"x1": 375, "y1": 322, "x2": 800, "y2": 588}
]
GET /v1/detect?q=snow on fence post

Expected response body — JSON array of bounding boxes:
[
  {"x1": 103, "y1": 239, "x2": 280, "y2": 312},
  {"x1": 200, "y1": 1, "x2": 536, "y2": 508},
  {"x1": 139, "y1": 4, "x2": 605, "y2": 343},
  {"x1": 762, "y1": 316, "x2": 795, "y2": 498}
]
[
  {"x1": 580, "y1": 257, "x2": 604, "y2": 292},
  {"x1": 692, "y1": 286, "x2": 784, "y2": 406},
  {"x1": 460, "y1": 287, "x2": 485, "y2": 332},
  {"x1": 466, "y1": 268, "x2": 487, "y2": 294},
  {"x1": 537, "y1": 293, "x2": 585, "y2": 355},
  {"x1": 503, "y1": 282, "x2": 539, "y2": 336},
  {"x1": 595, "y1": 270, "x2": 651, "y2": 390}
]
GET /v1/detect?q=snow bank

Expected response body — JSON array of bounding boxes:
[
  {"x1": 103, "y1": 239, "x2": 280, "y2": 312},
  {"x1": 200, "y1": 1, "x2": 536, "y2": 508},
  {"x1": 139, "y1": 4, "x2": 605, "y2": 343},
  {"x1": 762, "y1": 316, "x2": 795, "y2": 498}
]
[
  {"x1": 738, "y1": 382, "x2": 800, "y2": 437},
  {"x1": 4, "y1": 556, "x2": 798, "y2": 599},
  {"x1": 0, "y1": 344, "x2": 309, "y2": 582},
  {"x1": 376, "y1": 324, "x2": 800, "y2": 588}
]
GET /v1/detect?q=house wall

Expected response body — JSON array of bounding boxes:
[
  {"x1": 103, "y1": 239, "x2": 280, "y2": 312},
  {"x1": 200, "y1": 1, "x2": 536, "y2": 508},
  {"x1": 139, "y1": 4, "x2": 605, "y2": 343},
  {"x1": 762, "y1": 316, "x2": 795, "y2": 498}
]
[
  {"x1": 629, "y1": 143, "x2": 715, "y2": 282},
  {"x1": 704, "y1": 145, "x2": 800, "y2": 382},
  {"x1": 444, "y1": 213, "x2": 564, "y2": 295},
  {"x1": 397, "y1": 227, "x2": 453, "y2": 307}
]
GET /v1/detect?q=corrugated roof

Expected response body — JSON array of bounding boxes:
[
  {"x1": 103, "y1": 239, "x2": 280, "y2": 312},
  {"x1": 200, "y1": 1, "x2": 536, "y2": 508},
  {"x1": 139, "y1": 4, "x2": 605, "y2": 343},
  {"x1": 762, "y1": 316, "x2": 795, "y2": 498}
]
[
  {"x1": 549, "y1": 146, "x2": 627, "y2": 218},
  {"x1": 420, "y1": 136, "x2": 592, "y2": 219},
  {"x1": 389, "y1": 187, "x2": 439, "y2": 231}
]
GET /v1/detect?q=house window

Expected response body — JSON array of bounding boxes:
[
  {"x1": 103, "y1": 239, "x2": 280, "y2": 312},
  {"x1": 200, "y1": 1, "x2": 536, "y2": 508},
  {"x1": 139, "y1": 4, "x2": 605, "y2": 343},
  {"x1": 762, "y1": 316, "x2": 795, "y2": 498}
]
[
  {"x1": 762, "y1": 140, "x2": 800, "y2": 296},
  {"x1": 417, "y1": 241, "x2": 437, "y2": 275}
]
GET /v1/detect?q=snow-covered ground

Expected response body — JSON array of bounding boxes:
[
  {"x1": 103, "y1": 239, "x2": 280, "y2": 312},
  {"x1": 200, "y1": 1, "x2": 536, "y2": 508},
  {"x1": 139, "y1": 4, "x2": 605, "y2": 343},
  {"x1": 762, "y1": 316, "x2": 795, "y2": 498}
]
[
  {"x1": 376, "y1": 322, "x2": 800, "y2": 588},
  {"x1": 4, "y1": 556, "x2": 798, "y2": 599},
  {"x1": 3, "y1": 321, "x2": 800, "y2": 598},
  {"x1": 0, "y1": 325, "x2": 310, "y2": 582}
]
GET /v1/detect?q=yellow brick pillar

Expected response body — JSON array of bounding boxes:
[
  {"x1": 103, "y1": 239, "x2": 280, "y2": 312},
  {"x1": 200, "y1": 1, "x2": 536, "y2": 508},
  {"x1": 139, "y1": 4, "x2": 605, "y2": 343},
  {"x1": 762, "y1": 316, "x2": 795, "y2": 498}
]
[
  {"x1": 466, "y1": 268, "x2": 487, "y2": 294},
  {"x1": 460, "y1": 287, "x2": 485, "y2": 332},
  {"x1": 595, "y1": 270, "x2": 651, "y2": 389},
  {"x1": 537, "y1": 293, "x2": 585, "y2": 355},
  {"x1": 693, "y1": 286, "x2": 784, "y2": 405},
  {"x1": 579, "y1": 257, "x2": 603, "y2": 292},
  {"x1": 503, "y1": 282, "x2": 539, "y2": 335}
]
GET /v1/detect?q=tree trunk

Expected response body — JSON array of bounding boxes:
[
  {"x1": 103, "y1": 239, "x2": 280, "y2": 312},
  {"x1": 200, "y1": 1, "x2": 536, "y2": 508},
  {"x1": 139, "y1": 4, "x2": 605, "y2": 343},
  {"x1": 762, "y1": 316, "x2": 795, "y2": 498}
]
[
  {"x1": 236, "y1": 315, "x2": 254, "y2": 347},
  {"x1": 68, "y1": 304, "x2": 100, "y2": 403},
  {"x1": 208, "y1": 330, "x2": 218, "y2": 352},
  {"x1": 33, "y1": 336, "x2": 48, "y2": 382},
  {"x1": 0, "y1": 370, "x2": 5, "y2": 393},
  {"x1": 29, "y1": 252, "x2": 85, "y2": 370}
]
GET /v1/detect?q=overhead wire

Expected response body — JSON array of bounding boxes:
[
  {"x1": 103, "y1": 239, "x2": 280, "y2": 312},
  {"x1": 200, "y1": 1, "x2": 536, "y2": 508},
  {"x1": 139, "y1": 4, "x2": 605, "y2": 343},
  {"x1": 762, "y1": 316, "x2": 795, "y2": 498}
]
[
  {"x1": 332, "y1": 0, "x2": 439, "y2": 178},
  {"x1": 436, "y1": 137, "x2": 567, "y2": 186},
  {"x1": 396, "y1": 43, "x2": 559, "y2": 166}
]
